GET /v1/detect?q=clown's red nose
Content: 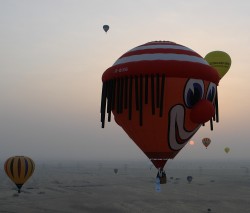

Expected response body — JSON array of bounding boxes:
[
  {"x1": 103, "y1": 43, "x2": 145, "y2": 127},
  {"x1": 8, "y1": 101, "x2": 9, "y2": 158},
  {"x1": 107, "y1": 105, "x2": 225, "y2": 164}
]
[{"x1": 190, "y1": 99, "x2": 215, "y2": 124}]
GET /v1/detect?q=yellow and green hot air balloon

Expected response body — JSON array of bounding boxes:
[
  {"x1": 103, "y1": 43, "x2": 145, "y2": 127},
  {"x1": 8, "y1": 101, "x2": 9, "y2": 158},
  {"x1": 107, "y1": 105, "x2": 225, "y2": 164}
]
[
  {"x1": 4, "y1": 156, "x2": 35, "y2": 193},
  {"x1": 205, "y1": 51, "x2": 231, "y2": 79},
  {"x1": 224, "y1": 147, "x2": 230, "y2": 154}
]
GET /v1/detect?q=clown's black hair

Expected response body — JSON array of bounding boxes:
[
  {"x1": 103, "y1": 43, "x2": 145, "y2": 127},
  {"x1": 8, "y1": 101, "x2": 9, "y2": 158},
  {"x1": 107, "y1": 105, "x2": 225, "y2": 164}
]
[
  {"x1": 101, "y1": 74, "x2": 166, "y2": 128},
  {"x1": 101, "y1": 76, "x2": 219, "y2": 131},
  {"x1": 208, "y1": 87, "x2": 219, "y2": 131}
]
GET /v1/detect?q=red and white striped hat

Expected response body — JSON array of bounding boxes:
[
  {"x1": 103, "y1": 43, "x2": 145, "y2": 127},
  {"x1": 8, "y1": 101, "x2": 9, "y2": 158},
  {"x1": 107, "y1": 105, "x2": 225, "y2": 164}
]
[{"x1": 102, "y1": 41, "x2": 220, "y2": 84}]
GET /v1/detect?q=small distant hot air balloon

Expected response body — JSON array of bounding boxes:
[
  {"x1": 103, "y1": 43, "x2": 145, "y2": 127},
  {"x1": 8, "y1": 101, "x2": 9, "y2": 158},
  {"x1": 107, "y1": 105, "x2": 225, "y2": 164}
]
[
  {"x1": 202, "y1": 138, "x2": 211, "y2": 149},
  {"x1": 187, "y1": 175, "x2": 193, "y2": 183},
  {"x1": 4, "y1": 156, "x2": 35, "y2": 193},
  {"x1": 205, "y1": 51, "x2": 231, "y2": 79},
  {"x1": 114, "y1": 168, "x2": 118, "y2": 174},
  {"x1": 103, "y1": 25, "x2": 109, "y2": 33},
  {"x1": 224, "y1": 147, "x2": 230, "y2": 153}
]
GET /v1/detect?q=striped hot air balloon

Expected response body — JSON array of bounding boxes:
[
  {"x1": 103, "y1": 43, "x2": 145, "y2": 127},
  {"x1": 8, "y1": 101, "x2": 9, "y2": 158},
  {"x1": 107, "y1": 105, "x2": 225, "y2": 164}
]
[
  {"x1": 202, "y1": 138, "x2": 211, "y2": 149},
  {"x1": 4, "y1": 156, "x2": 35, "y2": 193}
]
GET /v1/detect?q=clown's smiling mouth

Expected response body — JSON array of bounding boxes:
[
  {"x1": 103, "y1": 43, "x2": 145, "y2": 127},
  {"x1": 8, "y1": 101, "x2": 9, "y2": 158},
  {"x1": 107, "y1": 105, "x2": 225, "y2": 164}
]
[
  {"x1": 175, "y1": 122, "x2": 191, "y2": 144},
  {"x1": 169, "y1": 105, "x2": 200, "y2": 151}
]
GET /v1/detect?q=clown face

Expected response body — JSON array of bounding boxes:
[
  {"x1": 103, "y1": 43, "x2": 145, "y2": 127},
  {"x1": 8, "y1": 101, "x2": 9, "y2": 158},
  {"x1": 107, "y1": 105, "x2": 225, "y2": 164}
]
[{"x1": 168, "y1": 78, "x2": 217, "y2": 151}]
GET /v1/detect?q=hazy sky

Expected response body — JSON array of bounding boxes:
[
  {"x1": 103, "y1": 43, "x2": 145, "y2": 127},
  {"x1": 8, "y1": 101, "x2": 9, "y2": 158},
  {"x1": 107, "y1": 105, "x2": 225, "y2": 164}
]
[{"x1": 0, "y1": 0, "x2": 250, "y2": 163}]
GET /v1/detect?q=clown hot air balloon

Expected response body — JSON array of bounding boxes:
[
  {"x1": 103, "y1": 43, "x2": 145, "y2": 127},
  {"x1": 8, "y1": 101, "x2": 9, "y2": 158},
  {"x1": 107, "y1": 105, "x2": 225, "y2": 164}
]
[
  {"x1": 101, "y1": 41, "x2": 226, "y2": 182},
  {"x1": 4, "y1": 156, "x2": 35, "y2": 193}
]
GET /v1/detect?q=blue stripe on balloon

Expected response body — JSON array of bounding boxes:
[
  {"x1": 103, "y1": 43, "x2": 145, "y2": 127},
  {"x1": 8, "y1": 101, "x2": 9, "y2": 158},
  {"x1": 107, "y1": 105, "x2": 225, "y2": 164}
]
[
  {"x1": 18, "y1": 158, "x2": 21, "y2": 178},
  {"x1": 10, "y1": 158, "x2": 14, "y2": 178},
  {"x1": 25, "y1": 159, "x2": 29, "y2": 177}
]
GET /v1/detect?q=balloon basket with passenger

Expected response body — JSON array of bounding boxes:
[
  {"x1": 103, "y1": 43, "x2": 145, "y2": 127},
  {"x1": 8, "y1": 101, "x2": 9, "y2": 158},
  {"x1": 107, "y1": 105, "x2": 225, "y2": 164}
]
[{"x1": 156, "y1": 168, "x2": 167, "y2": 184}]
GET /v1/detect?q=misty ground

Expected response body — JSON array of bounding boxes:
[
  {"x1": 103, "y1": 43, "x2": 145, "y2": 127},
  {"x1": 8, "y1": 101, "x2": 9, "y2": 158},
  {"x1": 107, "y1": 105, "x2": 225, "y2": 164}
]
[{"x1": 0, "y1": 159, "x2": 249, "y2": 213}]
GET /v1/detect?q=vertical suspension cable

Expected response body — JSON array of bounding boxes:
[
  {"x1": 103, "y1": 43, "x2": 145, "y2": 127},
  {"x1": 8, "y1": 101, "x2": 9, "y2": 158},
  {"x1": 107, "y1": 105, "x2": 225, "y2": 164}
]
[
  {"x1": 159, "y1": 74, "x2": 165, "y2": 117},
  {"x1": 215, "y1": 88, "x2": 219, "y2": 122},
  {"x1": 111, "y1": 79, "x2": 116, "y2": 110},
  {"x1": 151, "y1": 74, "x2": 155, "y2": 115},
  {"x1": 116, "y1": 78, "x2": 121, "y2": 114},
  {"x1": 107, "y1": 80, "x2": 113, "y2": 122},
  {"x1": 119, "y1": 77, "x2": 124, "y2": 113},
  {"x1": 124, "y1": 76, "x2": 128, "y2": 109},
  {"x1": 128, "y1": 76, "x2": 133, "y2": 120},
  {"x1": 101, "y1": 81, "x2": 107, "y2": 128},
  {"x1": 210, "y1": 119, "x2": 213, "y2": 131},
  {"x1": 145, "y1": 75, "x2": 148, "y2": 104},
  {"x1": 156, "y1": 74, "x2": 160, "y2": 108},
  {"x1": 139, "y1": 74, "x2": 143, "y2": 126},
  {"x1": 135, "y1": 75, "x2": 139, "y2": 111}
]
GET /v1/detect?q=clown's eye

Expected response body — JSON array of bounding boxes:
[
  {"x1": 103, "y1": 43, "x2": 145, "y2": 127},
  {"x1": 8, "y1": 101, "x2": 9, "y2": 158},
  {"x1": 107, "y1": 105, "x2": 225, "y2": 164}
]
[
  {"x1": 184, "y1": 79, "x2": 204, "y2": 108},
  {"x1": 206, "y1": 83, "x2": 216, "y2": 102}
]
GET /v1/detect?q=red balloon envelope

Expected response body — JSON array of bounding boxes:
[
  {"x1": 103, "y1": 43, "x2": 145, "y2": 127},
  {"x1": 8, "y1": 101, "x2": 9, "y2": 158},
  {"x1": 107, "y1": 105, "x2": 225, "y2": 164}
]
[{"x1": 101, "y1": 41, "x2": 220, "y2": 170}]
